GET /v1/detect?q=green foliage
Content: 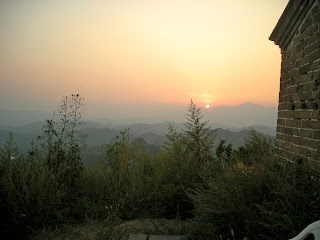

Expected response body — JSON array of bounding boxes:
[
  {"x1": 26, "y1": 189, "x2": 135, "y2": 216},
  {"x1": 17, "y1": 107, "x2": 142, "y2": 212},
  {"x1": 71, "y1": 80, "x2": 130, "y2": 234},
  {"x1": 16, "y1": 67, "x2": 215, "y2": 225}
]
[
  {"x1": 1, "y1": 98, "x2": 319, "y2": 240},
  {"x1": 0, "y1": 138, "x2": 68, "y2": 236},
  {"x1": 237, "y1": 128, "x2": 274, "y2": 165},
  {"x1": 38, "y1": 94, "x2": 86, "y2": 185},
  {"x1": 188, "y1": 130, "x2": 320, "y2": 240},
  {"x1": 183, "y1": 99, "x2": 216, "y2": 165},
  {"x1": 216, "y1": 140, "x2": 234, "y2": 170}
]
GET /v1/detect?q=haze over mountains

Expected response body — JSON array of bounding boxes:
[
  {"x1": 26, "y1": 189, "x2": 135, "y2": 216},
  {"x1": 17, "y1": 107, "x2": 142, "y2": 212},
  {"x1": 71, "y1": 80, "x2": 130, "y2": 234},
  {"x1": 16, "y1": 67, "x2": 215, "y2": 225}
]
[
  {"x1": 0, "y1": 102, "x2": 277, "y2": 128},
  {"x1": 0, "y1": 102, "x2": 277, "y2": 163}
]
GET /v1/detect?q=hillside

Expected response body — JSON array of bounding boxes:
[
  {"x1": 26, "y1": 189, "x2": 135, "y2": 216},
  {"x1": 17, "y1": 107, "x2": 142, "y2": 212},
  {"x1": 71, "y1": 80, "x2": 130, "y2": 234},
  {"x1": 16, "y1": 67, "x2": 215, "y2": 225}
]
[{"x1": 0, "y1": 121, "x2": 275, "y2": 158}]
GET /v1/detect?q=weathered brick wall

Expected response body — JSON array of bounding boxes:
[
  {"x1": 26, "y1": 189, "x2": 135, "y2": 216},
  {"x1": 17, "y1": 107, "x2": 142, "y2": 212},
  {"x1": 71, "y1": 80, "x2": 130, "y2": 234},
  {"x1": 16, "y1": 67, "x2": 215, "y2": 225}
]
[{"x1": 276, "y1": 0, "x2": 320, "y2": 162}]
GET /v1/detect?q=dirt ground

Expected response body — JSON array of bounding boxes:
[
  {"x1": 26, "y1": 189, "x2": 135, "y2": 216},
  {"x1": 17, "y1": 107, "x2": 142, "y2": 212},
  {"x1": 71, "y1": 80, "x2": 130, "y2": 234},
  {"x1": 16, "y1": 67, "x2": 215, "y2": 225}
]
[{"x1": 32, "y1": 218, "x2": 187, "y2": 240}]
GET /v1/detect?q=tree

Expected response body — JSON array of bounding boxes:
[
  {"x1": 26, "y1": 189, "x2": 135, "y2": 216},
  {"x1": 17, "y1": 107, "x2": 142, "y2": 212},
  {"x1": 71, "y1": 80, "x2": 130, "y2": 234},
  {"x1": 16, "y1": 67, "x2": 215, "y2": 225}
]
[
  {"x1": 182, "y1": 99, "x2": 216, "y2": 165},
  {"x1": 0, "y1": 132, "x2": 19, "y2": 175},
  {"x1": 163, "y1": 123, "x2": 186, "y2": 164},
  {"x1": 37, "y1": 94, "x2": 86, "y2": 187},
  {"x1": 216, "y1": 140, "x2": 233, "y2": 169}
]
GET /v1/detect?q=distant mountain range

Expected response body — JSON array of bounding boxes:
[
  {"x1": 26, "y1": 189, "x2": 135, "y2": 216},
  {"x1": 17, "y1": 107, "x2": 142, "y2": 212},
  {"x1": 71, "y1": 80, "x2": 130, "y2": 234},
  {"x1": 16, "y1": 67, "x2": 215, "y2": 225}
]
[
  {"x1": 204, "y1": 102, "x2": 277, "y2": 128},
  {"x1": 0, "y1": 102, "x2": 277, "y2": 164},
  {"x1": 0, "y1": 109, "x2": 53, "y2": 128},
  {"x1": 0, "y1": 102, "x2": 277, "y2": 128},
  {"x1": 0, "y1": 121, "x2": 275, "y2": 152}
]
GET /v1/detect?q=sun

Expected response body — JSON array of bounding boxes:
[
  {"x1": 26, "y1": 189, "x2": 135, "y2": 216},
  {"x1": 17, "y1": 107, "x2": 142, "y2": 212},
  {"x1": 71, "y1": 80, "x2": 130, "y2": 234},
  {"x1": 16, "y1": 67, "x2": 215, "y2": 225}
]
[{"x1": 205, "y1": 104, "x2": 210, "y2": 109}]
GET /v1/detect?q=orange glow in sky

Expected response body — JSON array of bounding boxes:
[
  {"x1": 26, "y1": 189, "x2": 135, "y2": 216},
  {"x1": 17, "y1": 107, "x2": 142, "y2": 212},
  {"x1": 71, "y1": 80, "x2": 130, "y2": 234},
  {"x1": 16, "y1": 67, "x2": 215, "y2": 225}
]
[{"x1": 0, "y1": 0, "x2": 289, "y2": 111}]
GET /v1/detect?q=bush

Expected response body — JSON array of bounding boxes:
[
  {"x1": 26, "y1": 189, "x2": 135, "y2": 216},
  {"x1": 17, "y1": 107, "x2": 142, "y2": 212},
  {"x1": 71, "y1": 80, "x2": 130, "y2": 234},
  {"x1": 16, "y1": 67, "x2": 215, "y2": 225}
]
[{"x1": 188, "y1": 130, "x2": 320, "y2": 240}]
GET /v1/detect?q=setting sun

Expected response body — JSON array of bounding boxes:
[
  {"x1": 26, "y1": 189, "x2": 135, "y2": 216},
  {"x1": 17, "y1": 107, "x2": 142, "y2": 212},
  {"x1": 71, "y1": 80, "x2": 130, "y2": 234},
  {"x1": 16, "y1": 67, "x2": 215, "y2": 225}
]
[{"x1": 205, "y1": 104, "x2": 210, "y2": 109}]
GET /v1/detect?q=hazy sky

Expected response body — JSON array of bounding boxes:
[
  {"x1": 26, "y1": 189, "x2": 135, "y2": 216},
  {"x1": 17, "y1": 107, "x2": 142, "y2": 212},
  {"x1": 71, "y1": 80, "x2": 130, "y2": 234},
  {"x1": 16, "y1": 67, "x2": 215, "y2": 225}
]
[{"x1": 0, "y1": 0, "x2": 288, "y2": 115}]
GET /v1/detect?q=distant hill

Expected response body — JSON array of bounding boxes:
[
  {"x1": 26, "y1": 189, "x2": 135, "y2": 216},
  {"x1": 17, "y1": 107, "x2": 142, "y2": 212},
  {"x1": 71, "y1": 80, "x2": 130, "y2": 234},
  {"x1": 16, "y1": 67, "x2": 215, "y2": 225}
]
[
  {"x1": 204, "y1": 102, "x2": 277, "y2": 128},
  {"x1": 0, "y1": 102, "x2": 277, "y2": 129},
  {"x1": 0, "y1": 102, "x2": 277, "y2": 156},
  {"x1": 0, "y1": 123, "x2": 275, "y2": 156},
  {"x1": 0, "y1": 109, "x2": 53, "y2": 127}
]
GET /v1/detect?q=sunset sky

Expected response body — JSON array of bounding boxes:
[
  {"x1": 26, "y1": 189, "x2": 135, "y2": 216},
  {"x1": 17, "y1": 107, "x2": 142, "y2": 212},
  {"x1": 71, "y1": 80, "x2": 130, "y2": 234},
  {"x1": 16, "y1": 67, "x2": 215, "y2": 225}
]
[{"x1": 0, "y1": 0, "x2": 288, "y2": 117}]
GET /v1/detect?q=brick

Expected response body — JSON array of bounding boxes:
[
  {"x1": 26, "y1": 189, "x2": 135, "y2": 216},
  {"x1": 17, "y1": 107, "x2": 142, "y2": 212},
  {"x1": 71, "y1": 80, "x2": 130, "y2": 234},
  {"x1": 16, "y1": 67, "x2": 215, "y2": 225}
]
[
  {"x1": 284, "y1": 95, "x2": 293, "y2": 103},
  {"x1": 311, "y1": 61, "x2": 319, "y2": 70},
  {"x1": 309, "y1": 101, "x2": 319, "y2": 110},
  {"x1": 311, "y1": 90, "x2": 320, "y2": 100},
  {"x1": 291, "y1": 119, "x2": 302, "y2": 127},
  {"x1": 293, "y1": 128, "x2": 300, "y2": 136},
  {"x1": 277, "y1": 118, "x2": 285, "y2": 126},
  {"x1": 313, "y1": 81, "x2": 320, "y2": 91},
  {"x1": 286, "y1": 79, "x2": 296, "y2": 88},
  {"x1": 277, "y1": 133, "x2": 286, "y2": 141},
  {"x1": 283, "y1": 127, "x2": 294, "y2": 135},
  {"x1": 292, "y1": 93, "x2": 300, "y2": 101},
  {"x1": 295, "y1": 59, "x2": 302, "y2": 68},
  {"x1": 314, "y1": 12, "x2": 320, "y2": 23},
  {"x1": 285, "y1": 45, "x2": 297, "y2": 56},
  {"x1": 295, "y1": 102, "x2": 302, "y2": 109},
  {"x1": 309, "y1": 139, "x2": 320, "y2": 149},
  {"x1": 297, "y1": 39, "x2": 309, "y2": 51},
  {"x1": 313, "y1": 130, "x2": 320, "y2": 139},
  {"x1": 279, "y1": 103, "x2": 287, "y2": 110},
  {"x1": 304, "y1": 42, "x2": 318, "y2": 55},
  {"x1": 300, "y1": 129, "x2": 313, "y2": 138},
  {"x1": 299, "y1": 111, "x2": 312, "y2": 119},
  {"x1": 294, "y1": 31, "x2": 306, "y2": 44},
  {"x1": 308, "y1": 49, "x2": 320, "y2": 62},
  {"x1": 291, "y1": 136, "x2": 301, "y2": 145},
  {"x1": 312, "y1": 110, "x2": 320, "y2": 119},
  {"x1": 301, "y1": 120, "x2": 310, "y2": 128},
  {"x1": 283, "y1": 142, "x2": 293, "y2": 151},
  {"x1": 305, "y1": 23, "x2": 319, "y2": 37},
  {"x1": 293, "y1": 111, "x2": 300, "y2": 118},
  {"x1": 309, "y1": 121, "x2": 320, "y2": 129},
  {"x1": 299, "y1": 63, "x2": 312, "y2": 74},
  {"x1": 276, "y1": 125, "x2": 281, "y2": 134},
  {"x1": 309, "y1": 34, "x2": 316, "y2": 44},
  {"x1": 283, "y1": 111, "x2": 294, "y2": 118},
  {"x1": 310, "y1": 149, "x2": 320, "y2": 160},
  {"x1": 298, "y1": 146, "x2": 312, "y2": 157},
  {"x1": 302, "y1": 102, "x2": 308, "y2": 109},
  {"x1": 288, "y1": 69, "x2": 299, "y2": 78},
  {"x1": 300, "y1": 56, "x2": 309, "y2": 66},
  {"x1": 303, "y1": 82, "x2": 312, "y2": 92},
  {"x1": 300, "y1": 92, "x2": 311, "y2": 102},
  {"x1": 286, "y1": 50, "x2": 304, "y2": 65},
  {"x1": 312, "y1": 4, "x2": 320, "y2": 16},
  {"x1": 299, "y1": 73, "x2": 313, "y2": 83},
  {"x1": 280, "y1": 88, "x2": 288, "y2": 97},
  {"x1": 284, "y1": 62, "x2": 294, "y2": 73},
  {"x1": 292, "y1": 145, "x2": 300, "y2": 154}
]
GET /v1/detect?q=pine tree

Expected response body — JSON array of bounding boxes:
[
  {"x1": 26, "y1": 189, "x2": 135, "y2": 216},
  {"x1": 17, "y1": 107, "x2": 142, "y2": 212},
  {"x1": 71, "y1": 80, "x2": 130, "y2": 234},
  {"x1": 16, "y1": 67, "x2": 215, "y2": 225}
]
[
  {"x1": 163, "y1": 123, "x2": 186, "y2": 163},
  {"x1": 183, "y1": 99, "x2": 216, "y2": 165}
]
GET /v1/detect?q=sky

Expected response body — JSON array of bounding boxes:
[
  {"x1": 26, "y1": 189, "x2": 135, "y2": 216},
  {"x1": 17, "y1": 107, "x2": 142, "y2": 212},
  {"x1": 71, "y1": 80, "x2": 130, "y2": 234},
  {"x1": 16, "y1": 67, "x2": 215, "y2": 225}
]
[{"x1": 0, "y1": 0, "x2": 289, "y2": 119}]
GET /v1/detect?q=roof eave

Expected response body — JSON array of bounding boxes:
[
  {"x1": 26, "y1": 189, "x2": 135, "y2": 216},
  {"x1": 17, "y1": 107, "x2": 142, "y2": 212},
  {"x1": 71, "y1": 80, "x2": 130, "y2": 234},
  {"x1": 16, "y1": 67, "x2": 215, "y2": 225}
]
[{"x1": 269, "y1": 0, "x2": 314, "y2": 50}]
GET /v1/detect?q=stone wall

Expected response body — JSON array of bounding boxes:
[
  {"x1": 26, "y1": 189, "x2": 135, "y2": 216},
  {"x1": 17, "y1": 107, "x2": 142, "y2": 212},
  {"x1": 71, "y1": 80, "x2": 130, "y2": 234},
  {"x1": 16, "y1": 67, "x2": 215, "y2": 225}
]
[{"x1": 276, "y1": 0, "x2": 320, "y2": 162}]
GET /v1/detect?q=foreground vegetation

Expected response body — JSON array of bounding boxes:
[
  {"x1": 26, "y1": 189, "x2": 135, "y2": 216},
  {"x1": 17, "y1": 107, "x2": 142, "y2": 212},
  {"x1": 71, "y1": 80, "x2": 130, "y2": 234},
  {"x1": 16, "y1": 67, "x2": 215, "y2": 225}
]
[{"x1": 0, "y1": 95, "x2": 319, "y2": 239}]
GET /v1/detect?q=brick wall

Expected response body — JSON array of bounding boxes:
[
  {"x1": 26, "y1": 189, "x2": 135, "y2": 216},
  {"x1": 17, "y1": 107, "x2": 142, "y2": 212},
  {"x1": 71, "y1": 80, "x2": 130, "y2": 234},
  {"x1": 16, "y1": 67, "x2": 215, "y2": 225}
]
[{"x1": 276, "y1": 0, "x2": 320, "y2": 162}]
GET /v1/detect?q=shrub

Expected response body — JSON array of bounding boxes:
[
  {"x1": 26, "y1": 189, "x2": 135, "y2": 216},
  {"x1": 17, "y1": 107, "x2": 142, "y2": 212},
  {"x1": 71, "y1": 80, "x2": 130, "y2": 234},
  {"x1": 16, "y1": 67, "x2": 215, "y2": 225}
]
[{"x1": 189, "y1": 130, "x2": 320, "y2": 240}]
